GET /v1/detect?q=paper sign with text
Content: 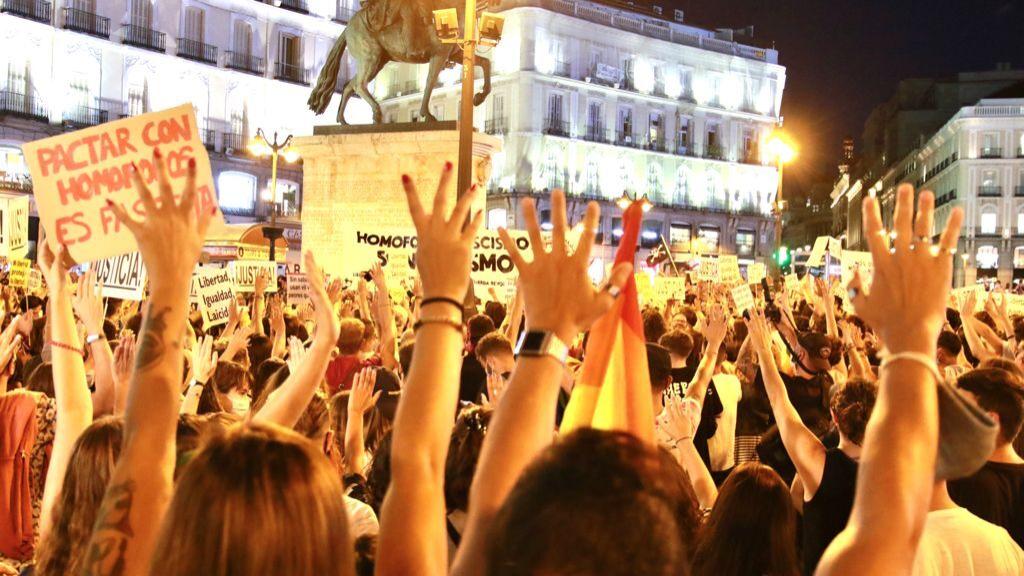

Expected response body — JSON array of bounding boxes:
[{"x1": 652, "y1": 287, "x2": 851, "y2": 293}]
[
  {"x1": 92, "y1": 252, "x2": 147, "y2": 301},
  {"x1": 634, "y1": 273, "x2": 656, "y2": 307},
  {"x1": 731, "y1": 283, "x2": 755, "y2": 313},
  {"x1": 193, "y1": 267, "x2": 234, "y2": 328},
  {"x1": 286, "y1": 273, "x2": 310, "y2": 307},
  {"x1": 28, "y1": 269, "x2": 42, "y2": 292},
  {"x1": 698, "y1": 257, "x2": 719, "y2": 281},
  {"x1": 229, "y1": 260, "x2": 277, "y2": 293},
  {"x1": 746, "y1": 262, "x2": 766, "y2": 285},
  {"x1": 784, "y1": 273, "x2": 800, "y2": 293},
  {"x1": 719, "y1": 255, "x2": 742, "y2": 286},
  {"x1": 654, "y1": 277, "x2": 687, "y2": 304},
  {"x1": 8, "y1": 258, "x2": 31, "y2": 288},
  {"x1": 951, "y1": 285, "x2": 985, "y2": 313},
  {"x1": 0, "y1": 195, "x2": 29, "y2": 258},
  {"x1": 22, "y1": 105, "x2": 224, "y2": 263},
  {"x1": 807, "y1": 236, "x2": 843, "y2": 267},
  {"x1": 840, "y1": 250, "x2": 874, "y2": 293}
]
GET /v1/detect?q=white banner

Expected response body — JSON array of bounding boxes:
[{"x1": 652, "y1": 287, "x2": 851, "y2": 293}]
[
  {"x1": 0, "y1": 195, "x2": 29, "y2": 259},
  {"x1": 746, "y1": 262, "x2": 766, "y2": 285},
  {"x1": 228, "y1": 260, "x2": 277, "y2": 293},
  {"x1": 193, "y1": 267, "x2": 234, "y2": 328},
  {"x1": 807, "y1": 236, "x2": 843, "y2": 267},
  {"x1": 286, "y1": 273, "x2": 310, "y2": 307},
  {"x1": 91, "y1": 252, "x2": 147, "y2": 301}
]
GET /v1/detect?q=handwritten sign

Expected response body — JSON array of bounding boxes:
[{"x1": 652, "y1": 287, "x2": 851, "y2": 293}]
[
  {"x1": 22, "y1": 105, "x2": 223, "y2": 262},
  {"x1": 8, "y1": 258, "x2": 31, "y2": 288},
  {"x1": 719, "y1": 255, "x2": 742, "y2": 286},
  {"x1": 28, "y1": 269, "x2": 42, "y2": 292},
  {"x1": 92, "y1": 252, "x2": 147, "y2": 301},
  {"x1": 654, "y1": 277, "x2": 687, "y2": 303},
  {"x1": 746, "y1": 262, "x2": 766, "y2": 285},
  {"x1": 698, "y1": 257, "x2": 719, "y2": 281},
  {"x1": 286, "y1": 273, "x2": 310, "y2": 307},
  {"x1": 807, "y1": 236, "x2": 843, "y2": 268},
  {"x1": 0, "y1": 195, "x2": 29, "y2": 259},
  {"x1": 193, "y1": 267, "x2": 233, "y2": 328},
  {"x1": 840, "y1": 250, "x2": 874, "y2": 293},
  {"x1": 228, "y1": 260, "x2": 277, "y2": 293},
  {"x1": 784, "y1": 273, "x2": 800, "y2": 293},
  {"x1": 731, "y1": 283, "x2": 755, "y2": 313}
]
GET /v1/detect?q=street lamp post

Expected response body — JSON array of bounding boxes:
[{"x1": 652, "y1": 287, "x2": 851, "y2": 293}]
[
  {"x1": 766, "y1": 132, "x2": 796, "y2": 276},
  {"x1": 250, "y1": 128, "x2": 298, "y2": 261}
]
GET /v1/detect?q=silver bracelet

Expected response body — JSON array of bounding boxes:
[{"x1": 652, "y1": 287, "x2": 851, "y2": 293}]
[{"x1": 879, "y1": 351, "x2": 943, "y2": 384}]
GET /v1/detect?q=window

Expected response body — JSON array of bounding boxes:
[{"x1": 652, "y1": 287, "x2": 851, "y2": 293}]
[
  {"x1": 976, "y1": 245, "x2": 998, "y2": 269},
  {"x1": 698, "y1": 226, "x2": 720, "y2": 253},
  {"x1": 618, "y1": 107, "x2": 633, "y2": 140},
  {"x1": 982, "y1": 170, "x2": 997, "y2": 186},
  {"x1": 736, "y1": 229, "x2": 755, "y2": 258},
  {"x1": 641, "y1": 220, "x2": 662, "y2": 248},
  {"x1": 980, "y1": 210, "x2": 997, "y2": 235},
  {"x1": 279, "y1": 33, "x2": 301, "y2": 67},
  {"x1": 676, "y1": 116, "x2": 690, "y2": 153},
  {"x1": 547, "y1": 93, "x2": 563, "y2": 123},
  {"x1": 217, "y1": 171, "x2": 257, "y2": 213},
  {"x1": 706, "y1": 124, "x2": 721, "y2": 158},
  {"x1": 1018, "y1": 211, "x2": 1024, "y2": 235},
  {"x1": 492, "y1": 93, "x2": 505, "y2": 121},
  {"x1": 669, "y1": 223, "x2": 691, "y2": 251},
  {"x1": 126, "y1": 80, "x2": 147, "y2": 116},
  {"x1": 742, "y1": 129, "x2": 757, "y2": 162},
  {"x1": 129, "y1": 0, "x2": 152, "y2": 27},
  {"x1": 183, "y1": 6, "x2": 204, "y2": 42},
  {"x1": 648, "y1": 111, "x2": 663, "y2": 146},
  {"x1": 646, "y1": 163, "x2": 662, "y2": 201},
  {"x1": 233, "y1": 20, "x2": 253, "y2": 54},
  {"x1": 673, "y1": 166, "x2": 689, "y2": 206},
  {"x1": 586, "y1": 101, "x2": 602, "y2": 137},
  {"x1": 1015, "y1": 247, "x2": 1024, "y2": 269},
  {"x1": 68, "y1": 72, "x2": 90, "y2": 113},
  {"x1": 431, "y1": 104, "x2": 444, "y2": 121},
  {"x1": 611, "y1": 217, "x2": 623, "y2": 246},
  {"x1": 543, "y1": 147, "x2": 561, "y2": 189},
  {"x1": 584, "y1": 158, "x2": 599, "y2": 195},
  {"x1": 487, "y1": 208, "x2": 507, "y2": 230}
]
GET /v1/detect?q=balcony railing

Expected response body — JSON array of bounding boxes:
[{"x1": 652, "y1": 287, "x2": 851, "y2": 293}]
[
  {"x1": 333, "y1": 7, "x2": 356, "y2": 23},
  {"x1": 979, "y1": 147, "x2": 1003, "y2": 159},
  {"x1": 616, "y1": 131, "x2": 638, "y2": 147},
  {"x1": 0, "y1": 90, "x2": 48, "y2": 122},
  {"x1": 978, "y1": 185, "x2": 1003, "y2": 197},
  {"x1": 484, "y1": 117, "x2": 508, "y2": 135},
  {"x1": 63, "y1": 105, "x2": 109, "y2": 129},
  {"x1": 177, "y1": 37, "x2": 218, "y2": 65},
  {"x1": 278, "y1": 0, "x2": 309, "y2": 13},
  {"x1": 643, "y1": 137, "x2": 668, "y2": 153},
  {"x1": 62, "y1": 6, "x2": 108, "y2": 37},
  {"x1": 704, "y1": 144, "x2": 724, "y2": 160},
  {"x1": 542, "y1": 118, "x2": 569, "y2": 137},
  {"x1": 551, "y1": 61, "x2": 572, "y2": 78},
  {"x1": 274, "y1": 61, "x2": 310, "y2": 85},
  {"x1": 225, "y1": 51, "x2": 265, "y2": 75},
  {"x1": 121, "y1": 24, "x2": 166, "y2": 53},
  {"x1": 1015, "y1": 186, "x2": 1024, "y2": 197},
  {"x1": 674, "y1": 142, "x2": 694, "y2": 157},
  {"x1": 221, "y1": 132, "x2": 247, "y2": 155},
  {"x1": 201, "y1": 128, "x2": 216, "y2": 150},
  {"x1": 1, "y1": 0, "x2": 51, "y2": 23},
  {"x1": 581, "y1": 125, "x2": 608, "y2": 144}
]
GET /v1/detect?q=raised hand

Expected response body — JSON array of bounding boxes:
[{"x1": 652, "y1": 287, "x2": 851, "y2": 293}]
[
  {"x1": 190, "y1": 335, "x2": 218, "y2": 385},
  {"x1": 348, "y1": 367, "x2": 381, "y2": 416},
  {"x1": 704, "y1": 303, "x2": 728, "y2": 347},
  {"x1": 73, "y1": 268, "x2": 106, "y2": 335},
  {"x1": 305, "y1": 250, "x2": 341, "y2": 347},
  {"x1": 113, "y1": 335, "x2": 136, "y2": 388},
  {"x1": 37, "y1": 237, "x2": 70, "y2": 295},
  {"x1": 254, "y1": 270, "x2": 270, "y2": 296},
  {"x1": 286, "y1": 336, "x2": 308, "y2": 373},
  {"x1": 498, "y1": 189, "x2": 632, "y2": 344}
]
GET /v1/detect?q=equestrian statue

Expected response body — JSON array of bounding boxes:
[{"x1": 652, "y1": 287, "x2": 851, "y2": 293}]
[{"x1": 307, "y1": 0, "x2": 493, "y2": 125}]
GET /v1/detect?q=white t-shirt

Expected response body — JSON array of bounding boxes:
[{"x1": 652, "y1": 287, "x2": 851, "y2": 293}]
[
  {"x1": 706, "y1": 373, "x2": 742, "y2": 472},
  {"x1": 912, "y1": 507, "x2": 1024, "y2": 576},
  {"x1": 346, "y1": 495, "x2": 379, "y2": 539}
]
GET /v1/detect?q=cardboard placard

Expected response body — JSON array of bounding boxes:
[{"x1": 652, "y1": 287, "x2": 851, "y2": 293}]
[
  {"x1": 746, "y1": 262, "x2": 766, "y2": 285},
  {"x1": 91, "y1": 252, "x2": 147, "y2": 301},
  {"x1": 8, "y1": 258, "x2": 31, "y2": 288},
  {"x1": 654, "y1": 276, "x2": 687, "y2": 304},
  {"x1": 698, "y1": 257, "x2": 719, "y2": 281},
  {"x1": 807, "y1": 236, "x2": 843, "y2": 268},
  {"x1": 719, "y1": 255, "x2": 742, "y2": 286},
  {"x1": 951, "y1": 285, "x2": 985, "y2": 313},
  {"x1": 0, "y1": 195, "x2": 29, "y2": 259},
  {"x1": 228, "y1": 260, "x2": 277, "y2": 293},
  {"x1": 28, "y1": 269, "x2": 42, "y2": 292},
  {"x1": 193, "y1": 267, "x2": 234, "y2": 328},
  {"x1": 22, "y1": 105, "x2": 224, "y2": 263},
  {"x1": 731, "y1": 283, "x2": 755, "y2": 313},
  {"x1": 840, "y1": 250, "x2": 874, "y2": 293},
  {"x1": 286, "y1": 273, "x2": 310, "y2": 307},
  {"x1": 784, "y1": 273, "x2": 800, "y2": 293}
]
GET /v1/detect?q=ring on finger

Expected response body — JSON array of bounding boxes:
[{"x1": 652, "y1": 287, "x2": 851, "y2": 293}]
[
  {"x1": 601, "y1": 284, "x2": 622, "y2": 299},
  {"x1": 848, "y1": 287, "x2": 860, "y2": 300}
]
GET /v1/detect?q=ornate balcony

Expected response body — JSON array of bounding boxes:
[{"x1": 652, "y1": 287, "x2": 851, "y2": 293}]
[
  {"x1": 0, "y1": 0, "x2": 51, "y2": 24},
  {"x1": 121, "y1": 24, "x2": 166, "y2": 53},
  {"x1": 62, "y1": 6, "x2": 109, "y2": 38},
  {"x1": 225, "y1": 52, "x2": 265, "y2": 76},
  {"x1": 177, "y1": 37, "x2": 218, "y2": 65}
]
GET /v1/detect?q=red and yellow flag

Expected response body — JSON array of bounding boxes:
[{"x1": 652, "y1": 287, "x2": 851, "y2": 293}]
[{"x1": 560, "y1": 202, "x2": 655, "y2": 444}]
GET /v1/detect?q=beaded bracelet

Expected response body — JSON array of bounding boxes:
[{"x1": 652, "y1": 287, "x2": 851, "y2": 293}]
[
  {"x1": 420, "y1": 297, "x2": 463, "y2": 311},
  {"x1": 49, "y1": 340, "x2": 84, "y2": 357},
  {"x1": 413, "y1": 315, "x2": 463, "y2": 332}
]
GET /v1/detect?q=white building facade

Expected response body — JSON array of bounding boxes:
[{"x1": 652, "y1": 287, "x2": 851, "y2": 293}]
[{"x1": 375, "y1": 0, "x2": 786, "y2": 266}]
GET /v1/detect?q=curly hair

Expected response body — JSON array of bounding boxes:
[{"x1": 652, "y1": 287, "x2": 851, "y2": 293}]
[
  {"x1": 830, "y1": 378, "x2": 878, "y2": 445},
  {"x1": 444, "y1": 406, "x2": 493, "y2": 512}
]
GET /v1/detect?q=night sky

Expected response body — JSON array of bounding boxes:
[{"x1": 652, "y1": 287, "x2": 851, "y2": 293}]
[{"x1": 665, "y1": 0, "x2": 1024, "y2": 196}]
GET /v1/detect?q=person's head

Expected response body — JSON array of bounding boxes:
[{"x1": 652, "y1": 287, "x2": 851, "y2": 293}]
[
  {"x1": 659, "y1": 330, "x2": 694, "y2": 365},
  {"x1": 398, "y1": 341, "x2": 415, "y2": 377},
  {"x1": 643, "y1": 309, "x2": 667, "y2": 344},
  {"x1": 936, "y1": 331, "x2": 962, "y2": 366},
  {"x1": 830, "y1": 378, "x2": 878, "y2": 446},
  {"x1": 444, "y1": 406, "x2": 493, "y2": 513},
  {"x1": 365, "y1": 430, "x2": 394, "y2": 514},
  {"x1": 483, "y1": 300, "x2": 507, "y2": 329},
  {"x1": 34, "y1": 417, "x2": 124, "y2": 576},
  {"x1": 475, "y1": 332, "x2": 515, "y2": 377},
  {"x1": 956, "y1": 368, "x2": 1024, "y2": 447},
  {"x1": 247, "y1": 334, "x2": 273, "y2": 376},
  {"x1": 252, "y1": 357, "x2": 288, "y2": 404},
  {"x1": 151, "y1": 423, "x2": 354, "y2": 576},
  {"x1": 198, "y1": 361, "x2": 253, "y2": 416},
  {"x1": 796, "y1": 331, "x2": 836, "y2": 372},
  {"x1": 646, "y1": 343, "x2": 673, "y2": 398},
  {"x1": 691, "y1": 463, "x2": 798, "y2": 576},
  {"x1": 485, "y1": 429, "x2": 700, "y2": 576},
  {"x1": 467, "y1": 313, "x2": 496, "y2": 348},
  {"x1": 980, "y1": 356, "x2": 1024, "y2": 381},
  {"x1": 337, "y1": 318, "x2": 366, "y2": 356},
  {"x1": 26, "y1": 361, "x2": 54, "y2": 397}
]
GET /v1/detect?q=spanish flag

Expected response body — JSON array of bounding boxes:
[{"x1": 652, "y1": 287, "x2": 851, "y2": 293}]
[{"x1": 560, "y1": 202, "x2": 655, "y2": 444}]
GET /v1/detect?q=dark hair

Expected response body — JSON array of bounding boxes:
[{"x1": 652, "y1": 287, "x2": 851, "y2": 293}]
[
  {"x1": 484, "y1": 300, "x2": 507, "y2": 329},
  {"x1": 365, "y1": 430, "x2": 394, "y2": 514},
  {"x1": 1013, "y1": 317, "x2": 1024, "y2": 344},
  {"x1": 26, "y1": 361, "x2": 54, "y2": 397},
  {"x1": 101, "y1": 319, "x2": 118, "y2": 342},
  {"x1": 691, "y1": 463, "x2": 799, "y2": 576},
  {"x1": 475, "y1": 332, "x2": 513, "y2": 362},
  {"x1": 485, "y1": 429, "x2": 699, "y2": 576},
  {"x1": 980, "y1": 357, "x2": 1024, "y2": 381},
  {"x1": 957, "y1": 368, "x2": 1024, "y2": 444},
  {"x1": 354, "y1": 535, "x2": 376, "y2": 576},
  {"x1": 646, "y1": 343, "x2": 673, "y2": 395},
  {"x1": 937, "y1": 330, "x2": 962, "y2": 357},
  {"x1": 467, "y1": 314, "x2": 496, "y2": 346},
  {"x1": 660, "y1": 330, "x2": 694, "y2": 359},
  {"x1": 252, "y1": 358, "x2": 288, "y2": 404},
  {"x1": 643, "y1": 309, "x2": 667, "y2": 344},
  {"x1": 830, "y1": 378, "x2": 877, "y2": 445},
  {"x1": 398, "y1": 342, "x2": 415, "y2": 377},
  {"x1": 444, "y1": 406, "x2": 493, "y2": 512},
  {"x1": 197, "y1": 361, "x2": 253, "y2": 415},
  {"x1": 126, "y1": 313, "x2": 143, "y2": 336},
  {"x1": 247, "y1": 334, "x2": 273, "y2": 377}
]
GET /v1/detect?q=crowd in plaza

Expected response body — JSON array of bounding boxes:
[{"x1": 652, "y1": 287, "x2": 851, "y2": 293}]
[{"x1": 1, "y1": 153, "x2": 1024, "y2": 576}]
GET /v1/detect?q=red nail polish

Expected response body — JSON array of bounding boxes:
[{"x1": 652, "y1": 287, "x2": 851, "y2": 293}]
[
  {"x1": 153, "y1": 148, "x2": 161, "y2": 158},
  {"x1": 130, "y1": 161, "x2": 138, "y2": 172},
  {"x1": 470, "y1": 184, "x2": 478, "y2": 191},
  {"x1": 401, "y1": 174, "x2": 411, "y2": 184},
  {"x1": 444, "y1": 161, "x2": 453, "y2": 171},
  {"x1": 104, "y1": 199, "x2": 113, "y2": 206},
  {"x1": 210, "y1": 205, "x2": 217, "y2": 215},
  {"x1": 188, "y1": 158, "x2": 196, "y2": 168}
]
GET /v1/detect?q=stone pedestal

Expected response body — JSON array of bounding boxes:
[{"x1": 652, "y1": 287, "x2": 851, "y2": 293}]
[{"x1": 293, "y1": 122, "x2": 502, "y2": 277}]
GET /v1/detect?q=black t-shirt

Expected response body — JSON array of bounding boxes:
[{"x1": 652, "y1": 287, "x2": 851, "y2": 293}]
[
  {"x1": 802, "y1": 448, "x2": 858, "y2": 576},
  {"x1": 459, "y1": 354, "x2": 487, "y2": 403},
  {"x1": 948, "y1": 460, "x2": 1024, "y2": 548},
  {"x1": 670, "y1": 365, "x2": 697, "y2": 391}
]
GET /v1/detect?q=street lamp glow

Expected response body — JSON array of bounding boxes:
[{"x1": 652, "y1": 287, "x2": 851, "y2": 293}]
[
  {"x1": 283, "y1": 149, "x2": 300, "y2": 163},
  {"x1": 766, "y1": 133, "x2": 797, "y2": 164}
]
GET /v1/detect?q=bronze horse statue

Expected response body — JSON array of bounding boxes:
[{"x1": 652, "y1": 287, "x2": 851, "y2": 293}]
[{"x1": 308, "y1": 0, "x2": 493, "y2": 125}]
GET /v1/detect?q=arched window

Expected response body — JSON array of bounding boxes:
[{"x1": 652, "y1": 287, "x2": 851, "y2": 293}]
[
  {"x1": 673, "y1": 165, "x2": 690, "y2": 207},
  {"x1": 976, "y1": 245, "x2": 998, "y2": 269},
  {"x1": 584, "y1": 157, "x2": 600, "y2": 196},
  {"x1": 980, "y1": 206, "x2": 998, "y2": 235},
  {"x1": 217, "y1": 171, "x2": 257, "y2": 215},
  {"x1": 646, "y1": 163, "x2": 662, "y2": 202}
]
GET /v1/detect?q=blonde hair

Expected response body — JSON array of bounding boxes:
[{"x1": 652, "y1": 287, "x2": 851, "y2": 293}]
[{"x1": 150, "y1": 422, "x2": 354, "y2": 576}]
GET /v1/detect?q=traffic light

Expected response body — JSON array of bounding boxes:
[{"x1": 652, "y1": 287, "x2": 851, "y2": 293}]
[{"x1": 775, "y1": 245, "x2": 791, "y2": 269}]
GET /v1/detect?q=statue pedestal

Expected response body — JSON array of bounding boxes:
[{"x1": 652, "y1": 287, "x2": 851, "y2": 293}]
[{"x1": 293, "y1": 122, "x2": 502, "y2": 277}]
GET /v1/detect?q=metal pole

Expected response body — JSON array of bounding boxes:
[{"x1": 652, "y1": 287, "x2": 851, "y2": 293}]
[
  {"x1": 456, "y1": 0, "x2": 477, "y2": 198},
  {"x1": 659, "y1": 234, "x2": 681, "y2": 277},
  {"x1": 268, "y1": 147, "x2": 279, "y2": 261},
  {"x1": 773, "y1": 160, "x2": 784, "y2": 275}
]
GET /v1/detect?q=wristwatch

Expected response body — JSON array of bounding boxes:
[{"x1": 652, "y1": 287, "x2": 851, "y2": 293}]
[
  {"x1": 86, "y1": 333, "x2": 106, "y2": 345},
  {"x1": 515, "y1": 330, "x2": 569, "y2": 364}
]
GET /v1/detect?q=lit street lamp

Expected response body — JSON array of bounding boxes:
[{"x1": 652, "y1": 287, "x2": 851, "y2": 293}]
[
  {"x1": 766, "y1": 131, "x2": 796, "y2": 275},
  {"x1": 250, "y1": 128, "x2": 298, "y2": 261},
  {"x1": 432, "y1": 4, "x2": 504, "y2": 196}
]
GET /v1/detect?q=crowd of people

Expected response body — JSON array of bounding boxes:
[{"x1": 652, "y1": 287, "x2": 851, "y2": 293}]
[{"x1": 0, "y1": 153, "x2": 1022, "y2": 575}]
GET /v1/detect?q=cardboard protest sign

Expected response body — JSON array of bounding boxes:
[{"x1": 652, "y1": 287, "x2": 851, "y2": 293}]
[
  {"x1": 28, "y1": 269, "x2": 42, "y2": 292},
  {"x1": 193, "y1": 267, "x2": 234, "y2": 328},
  {"x1": 840, "y1": 250, "x2": 873, "y2": 293},
  {"x1": 0, "y1": 195, "x2": 29, "y2": 258},
  {"x1": 286, "y1": 273, "x2": 310, "y2": 307},
  {"x1": 8, "y1": 258, "x2": 31, "y2": 288},
  {"x1": 228, "y1": 260, "x2": 277, "y2": 293},
  {"x1": 654, "y1": 277, "x2": 687, "y2": 304},
  {"x1": 91, "y1": 252, "x2": 147, "y2": 301},
  {"x1": 698, "y1": 257, "x2": 719, "y2": 281},
  {"x1": 807, "y1": 236, "x2": 843, "y2": 268},
  {"x1": 746, "y1": 262, "x2": 766, "y2": 285},
  {"x1": 719, "y1": 255, "x2": 742, "y2": 286},
  {"x1": 951, "y1": 285, "x2": 984, "y2": 313},
  {"x1": 731, "y1": 283, "x2": 755, "y2": 314},
  {"x1": 784, "y1": 273, "x2": 800, "y2": 293},
  {"x1": 634, "y1": 273, "x2": 656, "y2": 307},
  {"x1": 22, "y1": 105, "x2": 223, "y2": 263}
]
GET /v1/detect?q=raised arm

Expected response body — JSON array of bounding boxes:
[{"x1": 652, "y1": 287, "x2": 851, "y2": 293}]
[
  {"x1": 452, "y1": 190, "x2": 631, "y2": 576},
  {"x1": 111, "y1": 334, "x2": 136, "y2": 416},
  {"x1": 81, "y1": 152, "x2": 213, "y2": 576},
  {"x1": 251, "y1": 270, "x2": 268, "y2": 336},
  {"x1": 376, "y1": 164, "x2": 483, "y2": 576},
  {"x1": 817, "y1": 186, "x2": 962, "y2": 575},
  {"x1": 684, "y1": 304, "x2": 726, "y2": 407},
  {"x1": 746, "y1": 308, "x2": 828, "y2": 496},
  {"x1": 180, "y1": 335, "x2": 216, "y2": 415},
  {"x1": 37, "y1": 239, "x2": 92, "y2": 540},
  {"x1": 344, "y1": 367, "x2": 381, "y2": 476},
  {"x1": 73, "y1": 269, "x2": 115, "y2": 417},
  {"x1": 252, "y1": 251, "x2": 339, "y2": 429},
  {"x1": 958, "y1": 291, "x2": 993, "y2": 363},
  {"x1": 370, "y1": 262, "x2": 398, "y2": 371}
]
